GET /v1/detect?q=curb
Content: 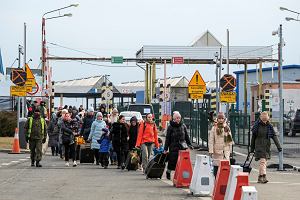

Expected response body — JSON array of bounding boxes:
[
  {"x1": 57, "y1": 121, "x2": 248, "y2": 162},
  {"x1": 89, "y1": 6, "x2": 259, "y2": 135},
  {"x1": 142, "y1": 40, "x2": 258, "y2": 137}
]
[{"x1": 0, "y1": 149, "x2": 30, "y2": 154}]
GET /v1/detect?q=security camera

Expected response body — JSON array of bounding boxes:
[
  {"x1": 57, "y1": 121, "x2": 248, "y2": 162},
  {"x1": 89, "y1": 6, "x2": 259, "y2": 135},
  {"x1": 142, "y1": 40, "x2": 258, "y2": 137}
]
[{"x1": 272, "y1": 30, "x2": 278, "y2": 36}]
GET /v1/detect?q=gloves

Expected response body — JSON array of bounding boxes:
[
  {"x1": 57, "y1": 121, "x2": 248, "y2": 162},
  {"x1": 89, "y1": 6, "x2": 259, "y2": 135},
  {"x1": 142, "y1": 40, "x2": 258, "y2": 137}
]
[
  {"x1": 25, "y1": 136, "x2": 29, "y2": 143},
  {"x1": 42, "y1": 138, "x2": 46, "y2": 144},
  {"x1": 278, "y1": 148, "x2": 282, "y2": 152}
]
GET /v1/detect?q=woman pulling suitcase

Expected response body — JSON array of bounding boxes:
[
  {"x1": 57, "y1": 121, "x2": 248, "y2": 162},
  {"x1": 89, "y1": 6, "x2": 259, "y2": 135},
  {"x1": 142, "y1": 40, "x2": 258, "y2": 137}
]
[{"x1": 163, "y1": 111, "x2": 193, "y2": 180}]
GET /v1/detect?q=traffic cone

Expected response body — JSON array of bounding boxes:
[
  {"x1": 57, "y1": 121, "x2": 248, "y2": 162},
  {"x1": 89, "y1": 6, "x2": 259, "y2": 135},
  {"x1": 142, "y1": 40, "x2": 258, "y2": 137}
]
[
  {"x1": 233, "y1": 172, "x2": 249, "y2": 200},
  {"x1": 212, "y1": 160, "x2": 231, "y2": 200},
  {"x1": 10, "y1": 128, "x2": 21, "y2": 154},
  {"x1": 173, "y1": 150, "x2": 193, "y2": 188}
]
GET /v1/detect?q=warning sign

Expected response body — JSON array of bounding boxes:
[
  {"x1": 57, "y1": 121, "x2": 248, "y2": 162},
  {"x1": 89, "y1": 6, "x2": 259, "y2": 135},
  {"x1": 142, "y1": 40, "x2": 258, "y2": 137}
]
[
  {"x1": 220, "y1": 92, "x2": 236, "y2": 103},
  {"x1": 188, "y1": 70, "x2": 206, "y2": 96},
  {"x1": 10, "y1": 86, "x2": 27, "y2": 96},
  {"x1": 190, "y1": 93, "x2": 204, "y2": 100}
]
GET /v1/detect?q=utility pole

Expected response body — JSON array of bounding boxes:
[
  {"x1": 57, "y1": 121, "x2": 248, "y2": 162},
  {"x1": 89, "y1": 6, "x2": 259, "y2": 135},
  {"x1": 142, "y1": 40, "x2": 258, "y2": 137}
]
[
  {"x1": 17, "y1": 45, "x2": 23, "y2": 132},
  {"x1": 278, "y1": 24, "x2": 284, "y2": 171},
  {"x1": 23, "y1": 22, "x2": 27, "y2": 118},
  {"x1": 226, "y1": 29, "x2": 230, "y2": 116},
  {"x1": 215, "y1": 51, "x2": 220, "y2": 113}
]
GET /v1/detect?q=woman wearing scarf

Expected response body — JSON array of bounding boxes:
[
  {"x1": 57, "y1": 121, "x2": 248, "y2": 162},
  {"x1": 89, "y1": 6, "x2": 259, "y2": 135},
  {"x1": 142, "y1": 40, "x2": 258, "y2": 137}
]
[
  {"x1": 250, "y1": 111, "x2": 282, "y2": 184},
  {"x1": 208, "y1": 112, "x2": 234, "y2": 177}
]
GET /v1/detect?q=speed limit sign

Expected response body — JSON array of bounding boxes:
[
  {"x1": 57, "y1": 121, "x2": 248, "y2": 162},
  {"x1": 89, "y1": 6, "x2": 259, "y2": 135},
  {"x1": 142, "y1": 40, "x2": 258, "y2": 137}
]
[{"x1": 103, "y1": 89, "x2": 113, "y2": 100}]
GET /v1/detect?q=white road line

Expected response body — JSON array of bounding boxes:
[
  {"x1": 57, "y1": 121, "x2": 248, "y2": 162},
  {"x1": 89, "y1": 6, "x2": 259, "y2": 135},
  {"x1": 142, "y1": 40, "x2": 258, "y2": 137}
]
[
  {"x1": 26, "y1": 157, "x2": 30, "y2": 159},
  {"x1": 1, "y1": 163, "x2": 11, "y2": 166},
  {"x1": 19, "y1": 159, "x2": 28, "y2": 161},
  {"x1": 10, "y1": 161, "x2": 20, "y2": 163}
]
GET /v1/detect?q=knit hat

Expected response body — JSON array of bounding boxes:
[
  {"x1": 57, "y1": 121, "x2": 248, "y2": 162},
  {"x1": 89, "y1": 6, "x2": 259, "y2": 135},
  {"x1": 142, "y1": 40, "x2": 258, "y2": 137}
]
[
  {"x1": 112, "y1": 108, "x2": 118, "y2": 113},
  {"x1": 88, "y1": 107, "x2": 94, "y2": 112},
  {"x1": 217, "y1": 112, "x2": 225, "y2": 119},
  {"x1": 96, "y1": 112, "x2": 103, "y2": 118},
  {"x1": 130, "y1": 116, "x2": 137, "y2": 123}
]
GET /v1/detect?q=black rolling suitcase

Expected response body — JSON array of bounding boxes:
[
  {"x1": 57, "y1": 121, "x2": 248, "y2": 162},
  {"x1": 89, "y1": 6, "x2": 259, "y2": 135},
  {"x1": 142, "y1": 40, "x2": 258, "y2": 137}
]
[
  {"x1": 145, "y1": 153, "x2": 167, "y2": 179},
  {"x1": 79, "y1": 143, "x2": 95, "y2": 164},
  {"x1": 125, "y1": 149, "x2": 140, "y2": 171}
]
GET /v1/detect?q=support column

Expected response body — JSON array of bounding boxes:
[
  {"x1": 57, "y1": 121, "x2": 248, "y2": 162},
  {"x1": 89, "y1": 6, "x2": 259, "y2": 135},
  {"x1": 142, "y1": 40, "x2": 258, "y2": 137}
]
[
  {"x1": 244, "y1": 63, "x2": 248, "y2": 115},
  {"x1": 152, "y1": 62, "x2": 156, "y2": 101},
  {"x1": 145, "y1": 63, "x2": 149, "y2": 104}
]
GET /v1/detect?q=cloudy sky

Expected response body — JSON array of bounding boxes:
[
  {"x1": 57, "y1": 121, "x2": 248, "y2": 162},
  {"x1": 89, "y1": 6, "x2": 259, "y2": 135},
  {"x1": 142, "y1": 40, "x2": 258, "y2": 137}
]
[{"x1": 1, "y1": 0, "x2": 299, "y2": 85}]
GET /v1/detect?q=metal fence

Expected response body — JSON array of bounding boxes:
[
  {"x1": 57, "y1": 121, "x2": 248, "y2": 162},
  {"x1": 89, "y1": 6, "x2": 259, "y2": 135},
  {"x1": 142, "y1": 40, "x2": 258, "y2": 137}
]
[{"x1": 229, "y1": 111, "x2": 251, "y2": 147}]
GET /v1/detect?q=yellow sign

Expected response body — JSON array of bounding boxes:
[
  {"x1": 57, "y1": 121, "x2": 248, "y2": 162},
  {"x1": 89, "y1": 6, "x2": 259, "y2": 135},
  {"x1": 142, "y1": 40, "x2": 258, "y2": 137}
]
[
  {"x1": 188, "y1": 85, "x2": 206, "y2": 94},
  {"x1": 25, "y1": 64, "x2": 35, "y2": 79},
  {"x1": 220, "y1": 92, "x2": 236, "y2": 103},
  {"x1": 10, "y1": 86, "x2": 27, "y2": 96},
  {"x1": 190, "y1": 93, "x2": 204, "y2": 99},
  {"x1": 188, "y1": 70, "x2": 206, "y2": 94}
]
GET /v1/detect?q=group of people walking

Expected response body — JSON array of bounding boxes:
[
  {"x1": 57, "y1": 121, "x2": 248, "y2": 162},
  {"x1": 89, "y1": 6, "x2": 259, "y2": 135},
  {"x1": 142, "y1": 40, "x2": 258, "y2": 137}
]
[{"x1": 24, "y1": 101, "x2": 282, "y2": 183}]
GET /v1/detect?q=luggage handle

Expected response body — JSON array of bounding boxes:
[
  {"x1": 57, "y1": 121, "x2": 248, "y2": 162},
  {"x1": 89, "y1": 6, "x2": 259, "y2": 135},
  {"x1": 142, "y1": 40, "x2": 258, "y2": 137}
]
[{"x1": 243, "y1": 152, "x2": 254, "y2": 167}]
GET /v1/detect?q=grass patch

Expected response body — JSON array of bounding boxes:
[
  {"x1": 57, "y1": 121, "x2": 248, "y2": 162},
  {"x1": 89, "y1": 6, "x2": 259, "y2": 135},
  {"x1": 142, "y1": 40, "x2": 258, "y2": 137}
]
[{"x1": 0, "y1": 137, "x2": 13, "y2": 149}]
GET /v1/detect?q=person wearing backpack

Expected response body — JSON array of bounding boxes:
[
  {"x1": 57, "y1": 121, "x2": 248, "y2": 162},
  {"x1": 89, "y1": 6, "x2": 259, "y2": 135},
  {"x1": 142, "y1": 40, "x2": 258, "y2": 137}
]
[
  {"x1": 136, "y1": 113, "x2": 159, "y2": 172},
  {"x1": 47, "y1": 112, "x2": 59, "y2": 156},
  {"x1": 24, "y1": 108, "x2": 47, "y2": 167}
]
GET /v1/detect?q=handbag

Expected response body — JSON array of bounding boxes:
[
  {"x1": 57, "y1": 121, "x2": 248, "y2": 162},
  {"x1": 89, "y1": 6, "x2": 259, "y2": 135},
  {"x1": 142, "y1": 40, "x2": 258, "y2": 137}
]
[{"x1": 179, "y1": 141, "x2": 188, "y2": 150}]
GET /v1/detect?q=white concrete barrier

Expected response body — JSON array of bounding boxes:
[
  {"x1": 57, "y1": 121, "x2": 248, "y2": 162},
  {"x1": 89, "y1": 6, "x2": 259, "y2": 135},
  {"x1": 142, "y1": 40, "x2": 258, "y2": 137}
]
[
  {"x1": 224, "y1": 165, "x2": 243, "y2": 200},
  {"x1": 190, "y1": 154, "x2": 214, "y2": 196},
  {"x1": 241, "y1": 186, "x2": 258, "y2": 200}
]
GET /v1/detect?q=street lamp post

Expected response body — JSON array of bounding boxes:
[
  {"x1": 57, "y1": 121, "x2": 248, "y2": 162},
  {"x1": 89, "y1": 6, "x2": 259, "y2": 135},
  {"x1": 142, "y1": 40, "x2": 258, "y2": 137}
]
[
  {"x1": 41, "y1": 4, "x2": 78, "y2": 117},
  {"x1": 272, "y1": 24, "x2": 284, "y2": 171},
  {"x1": 280, "y1": 7, "x2": 300, "y2": 22}
]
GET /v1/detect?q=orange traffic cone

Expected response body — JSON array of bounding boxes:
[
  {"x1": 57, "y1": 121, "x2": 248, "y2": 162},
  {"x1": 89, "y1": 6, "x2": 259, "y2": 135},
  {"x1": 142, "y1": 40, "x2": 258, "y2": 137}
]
[{"x1": 10, "y1": 128, "x2": 21, "y2": 154}]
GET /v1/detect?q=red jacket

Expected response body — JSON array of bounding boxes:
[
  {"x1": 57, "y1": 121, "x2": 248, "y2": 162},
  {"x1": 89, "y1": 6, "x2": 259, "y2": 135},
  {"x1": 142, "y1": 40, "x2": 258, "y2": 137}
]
[{"x1": 136, "y1": 121, "x2": 159, "y2": 148}]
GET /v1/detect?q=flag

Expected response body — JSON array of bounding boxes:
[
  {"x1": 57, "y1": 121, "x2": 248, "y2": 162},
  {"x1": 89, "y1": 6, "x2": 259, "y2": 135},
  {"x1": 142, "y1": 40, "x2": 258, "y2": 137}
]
[{"x1": 0, "y1": 48, "x2": 4, "y2": 75}]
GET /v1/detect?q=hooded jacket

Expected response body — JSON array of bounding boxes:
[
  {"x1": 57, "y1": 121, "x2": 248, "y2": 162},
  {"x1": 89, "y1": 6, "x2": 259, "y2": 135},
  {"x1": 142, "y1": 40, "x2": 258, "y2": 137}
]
[
  {"x1": 136, "y1": 120, "x2": 159, "y2": 148},
  {"x1": 89, "y1": 113, "x2": 107, "y2": 149}
]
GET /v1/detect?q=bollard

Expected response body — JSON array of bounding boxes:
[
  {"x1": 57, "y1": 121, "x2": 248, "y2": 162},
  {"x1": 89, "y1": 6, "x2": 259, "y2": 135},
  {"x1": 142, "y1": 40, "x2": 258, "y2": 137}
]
[
  {"x1": 173, "y1": 150, "x2": 193, "y2": 188},
  {"x1": 225, "y1": 165, "x2": 243, "y2": 200}
]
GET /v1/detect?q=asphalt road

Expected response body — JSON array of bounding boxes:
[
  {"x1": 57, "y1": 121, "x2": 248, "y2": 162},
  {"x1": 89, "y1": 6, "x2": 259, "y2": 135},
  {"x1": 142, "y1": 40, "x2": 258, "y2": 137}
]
[{"x1": 1, "y1": 148, "x2": 300, "y2": 200}]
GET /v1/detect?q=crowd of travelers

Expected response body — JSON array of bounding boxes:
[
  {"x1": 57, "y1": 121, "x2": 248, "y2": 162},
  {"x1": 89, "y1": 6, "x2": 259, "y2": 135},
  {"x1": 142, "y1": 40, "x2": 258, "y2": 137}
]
[{"x1": 24, "y1": 100, "x2": 281, "y2": 183}]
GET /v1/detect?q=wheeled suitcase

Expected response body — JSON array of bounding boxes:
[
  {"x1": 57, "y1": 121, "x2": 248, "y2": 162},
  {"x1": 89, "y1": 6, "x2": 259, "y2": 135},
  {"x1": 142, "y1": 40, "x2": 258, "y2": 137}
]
[
  {"x1": 125, "y1": 149, "x2": 140, "y2": 171},
  {"x1": 241, "y1": 152, "x2": 254, "y2": 173},
  {"x1": 79, "y1": 143, "x2": 95, "y2": 164},
  {"x1": 145, "y1": 153, "x2": 167, "y2": 179}
]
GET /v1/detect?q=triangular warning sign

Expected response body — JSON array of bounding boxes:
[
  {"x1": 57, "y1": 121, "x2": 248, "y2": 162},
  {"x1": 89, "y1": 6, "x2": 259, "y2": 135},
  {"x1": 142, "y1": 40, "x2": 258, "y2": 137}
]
[
  {"x1": 25, "y1": 64, "x2": 35, "y2": 79},
  {"x1": 188, "y1": 70, "x2": 205, "y2": 86}
]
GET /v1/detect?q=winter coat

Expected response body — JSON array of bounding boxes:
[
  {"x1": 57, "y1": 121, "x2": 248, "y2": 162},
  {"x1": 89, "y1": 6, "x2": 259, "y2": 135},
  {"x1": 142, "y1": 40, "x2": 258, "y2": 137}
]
[
  {"x1": 61, "y1": 120, "x2": 75, "y2": 145},
  {"x1": 80, "y1": 115, "x2": 94, "y2": 140},
  {"x1": 136, "y1": 121, "x2": 159, "y2": 148},
  {"x1": 98, "y1": 133, "x2": 110, "y2": 153},
  {"x1": 110, "y1": 122, "x2": 128, "y2": 152},
  {"x1": 208, "y1": 122, "x2": 233, "y2": 166},
  {"x1": 250, "y1": 119, "x2": 281, "y2": 160},
  {"x1": 164, "y1": 120, "x2": 192, "y2": 170},
  {"x1": 128, "y1": 124, "x2": 139, "y2": 150},
  {"x1": 89, "y1": 118, "x2": 107, "y2": 150},
  {"x1": 47, "y1": 117, "x2": 59, "y2": 147}
]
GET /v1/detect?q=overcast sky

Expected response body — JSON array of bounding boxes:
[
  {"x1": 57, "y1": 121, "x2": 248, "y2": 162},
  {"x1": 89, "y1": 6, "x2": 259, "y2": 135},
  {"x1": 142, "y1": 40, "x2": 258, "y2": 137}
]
[{"x1": 1, "y1": 0, "x2": 299, "y2": 85}]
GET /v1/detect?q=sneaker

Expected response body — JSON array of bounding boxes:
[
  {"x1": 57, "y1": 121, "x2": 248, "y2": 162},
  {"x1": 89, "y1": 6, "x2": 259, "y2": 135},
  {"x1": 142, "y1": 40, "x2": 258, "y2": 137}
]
[
  {"x1": 121, "y1": 163, "x2": 125, "y2": 170},
  {"x1": 36, "y1": 161, "x2": 42, "y2": 168},
  {"x1": 65, "y1": 162, "x2": 70, "y2": 167},
  {"x1": 31, "y1": 160, "x2": 35, "y2": 167},
  {"x1": 73, "y1": 161, "x2": 77, "y2": 167}
]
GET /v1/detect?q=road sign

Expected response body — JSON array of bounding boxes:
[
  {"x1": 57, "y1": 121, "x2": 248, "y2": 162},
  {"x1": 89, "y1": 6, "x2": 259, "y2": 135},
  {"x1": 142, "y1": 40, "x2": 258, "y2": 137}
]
[
  {"x1": 10, "y1": 68, "x2": 27, "y2": 86},
  {"x1": 103, "y1": 89, "x2": 113, "y2": 100},
  {"x1": 190, "y1": 93, "x2": 204, "y2": 100},
  {"x1": 111, "y1": 56, "x2": 123, "y2": 64},
  {"x1": 25, "y1": 64, "x2": 36, "y2": 92},
  {"x1": 220, "y1": 74, "x2": 236, "y2": 92},
  {"x1": 172, "y1": 57, "x2": 184, "y2": 64},
  {"x1": 188, "y1": 70, "x2": 206, "y2": 95},
  {"x1": 10, "y1": 86, "x2": 26, "y2": 96},
  {"x1": 220, "y1": 92, "x2": 236, "y2": 103}
]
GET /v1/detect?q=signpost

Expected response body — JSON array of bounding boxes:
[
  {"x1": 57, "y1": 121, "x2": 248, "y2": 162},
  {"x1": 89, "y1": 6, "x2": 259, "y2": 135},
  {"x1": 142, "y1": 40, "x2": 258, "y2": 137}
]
[
  {"x1": 103, "y1": 89, "x2": 113, "y2": 100},
  {"x1": 10, "y1": 86, "x2": 27, "y2": 96},
  {"x1": 111, "y1": 56, "x2": 123, "y2": 64},
  {"x1": 220, "y1": 74, "x2": 236, "y2": 92},
  {"x1": 25, "y1": 64, "x2": 36, "y2": 92},
  {"x1": 10, "y1": 68, "x2": 27, "y2": 86},
  {"x1": 172, "y1": 57, "x2": 184, "y2": 64},
  {"x1": 188, "y1": 70, "x2": 206, "y2": 99},
  {"x1": 220, "y1": 91, "x2": 236, "y2": 103}
]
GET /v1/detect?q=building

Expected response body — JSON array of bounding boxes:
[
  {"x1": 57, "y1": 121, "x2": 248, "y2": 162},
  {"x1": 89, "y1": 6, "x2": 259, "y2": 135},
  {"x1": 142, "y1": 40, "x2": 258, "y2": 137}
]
[{"x1": 233, "y1": 65, "x2": 300, "y2": 113}]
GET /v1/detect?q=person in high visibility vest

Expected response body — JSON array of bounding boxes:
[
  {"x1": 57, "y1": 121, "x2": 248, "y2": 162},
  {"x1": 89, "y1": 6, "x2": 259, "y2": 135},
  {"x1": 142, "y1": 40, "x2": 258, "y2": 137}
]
[{"x1": 25, "y1": 108, "x2": 47, "y2": 167}]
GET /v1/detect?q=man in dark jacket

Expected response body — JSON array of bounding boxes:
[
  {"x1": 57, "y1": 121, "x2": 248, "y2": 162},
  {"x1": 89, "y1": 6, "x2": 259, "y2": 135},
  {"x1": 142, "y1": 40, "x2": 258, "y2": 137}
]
[
  {"x1": 251, "y1": 111, "x2": 282, "y2": 184},
  {"x1": 24, "y1": 108, "x2": 47, "y2": 167},
  {"x1": 80, "y1": 107, "x2": 95, "y2": 140},
  {"x1": 164, "y1": 111, "x2": 193, "y2": 180}
]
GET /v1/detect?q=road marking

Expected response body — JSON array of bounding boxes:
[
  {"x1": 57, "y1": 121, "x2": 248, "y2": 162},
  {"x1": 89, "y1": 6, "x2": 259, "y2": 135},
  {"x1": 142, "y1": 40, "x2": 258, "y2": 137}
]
[
  {"x1": 26, "y1": 156, "x2": 30, "y2": 159},
  {"x1": 10, "y1": 161, "x2": 20, "y2": 163},
  {"x1": 19, "y1": 159, "x2": 28, "y2": 161},
  {"x1": 1, "y1": 163, "x2": 11, "y2": 166}
]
